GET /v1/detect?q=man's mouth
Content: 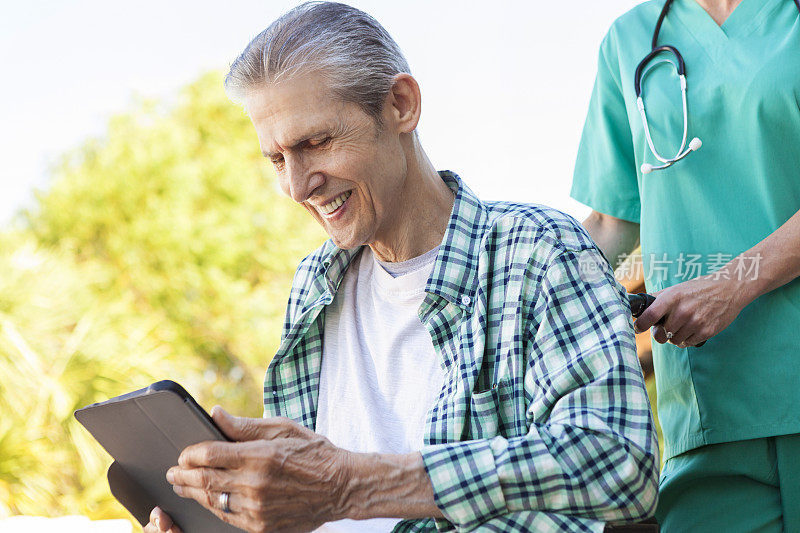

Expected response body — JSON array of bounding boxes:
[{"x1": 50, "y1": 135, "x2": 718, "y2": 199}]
[{"x1": 319, "y1": 190, "x2": 352, "y2": 216}]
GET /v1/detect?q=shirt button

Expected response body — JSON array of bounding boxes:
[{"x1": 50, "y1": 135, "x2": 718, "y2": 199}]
[{"x1": 461, "y1": 295, "x2": 471, "y2": 306}]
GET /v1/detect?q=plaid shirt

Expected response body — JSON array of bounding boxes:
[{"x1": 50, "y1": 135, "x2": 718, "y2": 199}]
[{"x1": 263, "y1": 171, "x2": 659, "y2": 532}]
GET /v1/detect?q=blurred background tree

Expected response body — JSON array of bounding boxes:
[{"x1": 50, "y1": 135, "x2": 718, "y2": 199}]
[{"x1": 0, "y1": 71, "x2": 326, "y2": 519}]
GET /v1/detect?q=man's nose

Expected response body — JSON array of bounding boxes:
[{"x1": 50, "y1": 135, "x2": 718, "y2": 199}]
[{"x1": 286, "y1": 157, "x2": 324, "y2": 204}]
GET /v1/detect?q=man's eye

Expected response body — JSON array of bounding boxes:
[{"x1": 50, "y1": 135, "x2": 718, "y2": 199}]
[{"x1": 309, "y1": 137, "x2": 330, "y2": 147}]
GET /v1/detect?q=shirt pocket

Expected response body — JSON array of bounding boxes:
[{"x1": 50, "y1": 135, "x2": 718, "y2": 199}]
[{"x1": 467, "y1": 385, "x2": 501, "y2": 440}]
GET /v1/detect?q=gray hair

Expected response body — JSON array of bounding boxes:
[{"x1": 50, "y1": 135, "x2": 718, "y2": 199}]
[{"x1": 224, "y1": 2, "x2": 411, "y2": 122}]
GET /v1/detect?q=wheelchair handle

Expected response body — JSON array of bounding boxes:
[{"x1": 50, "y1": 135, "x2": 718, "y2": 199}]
[{"x1": 627, "y1": 292, "x2": 705, "y2": 347}]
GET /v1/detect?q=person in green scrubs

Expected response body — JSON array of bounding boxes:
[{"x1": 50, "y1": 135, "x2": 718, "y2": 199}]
[{"x1": 571, "y1": 0, "x2": 800, "y2": 530}]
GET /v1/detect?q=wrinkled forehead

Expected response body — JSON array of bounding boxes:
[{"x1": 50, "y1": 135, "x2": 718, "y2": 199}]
[{"x1": 243, "y1": 73, "x2": 346, "y2": 149}]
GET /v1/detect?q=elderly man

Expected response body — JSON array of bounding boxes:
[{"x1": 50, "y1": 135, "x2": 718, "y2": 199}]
[{"x1": 146, "y1": 2, "x2": 658, "y2": 532}]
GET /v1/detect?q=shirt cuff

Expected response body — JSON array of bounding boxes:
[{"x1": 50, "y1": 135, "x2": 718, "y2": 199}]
[{"x1": 420, "y1": 437, "x2": 508, "y2": 531}]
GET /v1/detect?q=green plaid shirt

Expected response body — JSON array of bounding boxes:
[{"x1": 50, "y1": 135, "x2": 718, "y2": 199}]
[{"x1": 263, "y1": 171, "x2": 658, "y2": 532}]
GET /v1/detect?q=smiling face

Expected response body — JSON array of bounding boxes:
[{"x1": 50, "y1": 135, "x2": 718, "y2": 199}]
[{"x1": 244, "y1": 72, "x2": 409, "y2": 250}]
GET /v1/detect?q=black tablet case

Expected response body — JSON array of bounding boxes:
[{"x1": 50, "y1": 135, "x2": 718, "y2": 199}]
[{"x1": 75, "y1": 382, "x2": 244, "y2": 532}]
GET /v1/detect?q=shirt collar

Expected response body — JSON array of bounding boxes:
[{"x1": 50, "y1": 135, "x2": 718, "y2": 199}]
[{"x1": 317, "y1": 170, "x2": 488, "y2": 310}]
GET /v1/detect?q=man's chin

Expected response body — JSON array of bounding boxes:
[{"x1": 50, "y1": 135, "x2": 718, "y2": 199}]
[{"x1": 327, "y1": 233, "x2": 364, "y2": 251}]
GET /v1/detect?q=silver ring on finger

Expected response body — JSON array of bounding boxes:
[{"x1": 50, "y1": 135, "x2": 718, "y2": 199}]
[
  {"x1": 665, "y1": 331, "x2": 674, "y2": 340},
  {"x1": 219, "y1": 491, "x2": 232, "y2": 514}
]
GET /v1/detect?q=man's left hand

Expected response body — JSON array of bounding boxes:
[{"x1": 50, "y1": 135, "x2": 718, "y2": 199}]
[
  {"x1": 633, "y1": 274, "x2": 749, "y2": 347},
  {"x1": 166, "y1": 407, "x2": 354, "y2": 533}
]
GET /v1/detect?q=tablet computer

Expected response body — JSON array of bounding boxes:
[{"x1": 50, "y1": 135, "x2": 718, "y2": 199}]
[{"x1": 75, "y1": 380, "x2": 244, "y2": 532}]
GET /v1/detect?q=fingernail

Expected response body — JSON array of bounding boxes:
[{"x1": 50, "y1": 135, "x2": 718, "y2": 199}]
[
  {"x1": 166, "y1": 469, "x2": 174, "y2": 483},
  {"x1": 172, "y1": 484, "x2": 183, "y2": 496},
  {"x1": 155, "y1": 518, "x2": 161, "y2": 529}
]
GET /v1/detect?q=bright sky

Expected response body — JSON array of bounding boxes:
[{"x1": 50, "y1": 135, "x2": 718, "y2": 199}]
[{"x1": 0, "y1": 0, "x2": 643, "y2": 227}]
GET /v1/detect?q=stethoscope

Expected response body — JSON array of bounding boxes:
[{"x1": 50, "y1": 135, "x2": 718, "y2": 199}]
[{"x1": 635, "y1": 0, "x2": 800, "y2": 174}]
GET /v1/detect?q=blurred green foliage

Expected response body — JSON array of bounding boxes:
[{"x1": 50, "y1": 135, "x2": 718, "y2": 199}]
[{"x1": 0, "y1": 71, "x2": 326, "y2": 519}]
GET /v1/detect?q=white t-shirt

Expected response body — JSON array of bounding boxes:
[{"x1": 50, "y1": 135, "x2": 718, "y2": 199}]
[{"x1": 314, "y1": 245, "x2": 445, "y2": 533}]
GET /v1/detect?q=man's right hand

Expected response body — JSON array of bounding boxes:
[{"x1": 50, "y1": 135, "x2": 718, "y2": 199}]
[{"x1": 144, "y1": 506, "x2": 183, "y2": 533}]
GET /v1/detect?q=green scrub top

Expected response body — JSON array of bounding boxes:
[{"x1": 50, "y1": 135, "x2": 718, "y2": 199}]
[{"x1": 571, "y1": 0, "x2": 800, "y2": 461}]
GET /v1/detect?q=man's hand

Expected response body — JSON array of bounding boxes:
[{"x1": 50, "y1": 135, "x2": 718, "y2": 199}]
[
  {"x1": 163, "y1": 407, "x2": 355, "y2": 533},
  {"x1": 144, "y1": 506, "x2": 183, "y2": 533},
  {"x1": 633, "y1": 274, "x2": 748, "y2": 347}
]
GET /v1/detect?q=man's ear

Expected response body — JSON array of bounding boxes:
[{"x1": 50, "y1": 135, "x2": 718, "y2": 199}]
[{"x1": 386, "y1": 73, "x2": 422, "y2": 134}]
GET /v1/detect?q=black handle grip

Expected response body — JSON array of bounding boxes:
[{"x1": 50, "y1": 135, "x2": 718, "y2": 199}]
[
  {"x1": 627, "y1": 292, "x2": 706, "y2": 347},
  {"x1": 628, "y1": 293, "x2": 656, "y2": 318}
]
